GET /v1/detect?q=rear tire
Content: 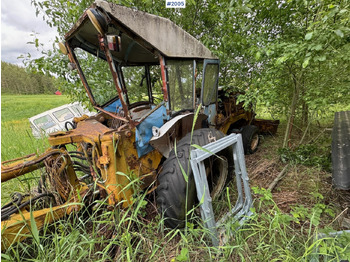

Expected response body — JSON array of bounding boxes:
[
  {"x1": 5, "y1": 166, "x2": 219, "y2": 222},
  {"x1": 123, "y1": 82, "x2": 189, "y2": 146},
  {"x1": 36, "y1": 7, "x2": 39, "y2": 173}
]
[
  {"x1": 241, "y1": 125, "x2": 260, "y2": 154},
  {"x1": 156, "y1": 128, "x2": 233, "y2": 228}
]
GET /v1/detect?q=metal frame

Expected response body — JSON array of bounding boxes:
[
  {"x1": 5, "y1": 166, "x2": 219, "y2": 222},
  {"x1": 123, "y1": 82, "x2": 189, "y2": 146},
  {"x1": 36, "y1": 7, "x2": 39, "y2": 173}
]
[
  {"x1": 200, "y1": 59, "x2": 220, "y2": 107},
  {"x1": 310, "y1": 230, "x2": 350, "y2": 262},
  {"x1": 190, "y1": 133, "x2": 253, "y2": 246}
]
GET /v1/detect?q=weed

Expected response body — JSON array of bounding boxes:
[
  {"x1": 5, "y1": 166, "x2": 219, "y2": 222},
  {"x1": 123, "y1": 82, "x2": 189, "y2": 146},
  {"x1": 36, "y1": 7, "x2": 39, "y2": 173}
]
[{"x1": 278, "y1": 143, "x2": 331, "y2": 171}]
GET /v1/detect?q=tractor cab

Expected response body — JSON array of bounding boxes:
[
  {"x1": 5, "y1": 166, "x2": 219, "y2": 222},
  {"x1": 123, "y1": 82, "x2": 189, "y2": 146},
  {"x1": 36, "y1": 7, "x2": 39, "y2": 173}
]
[
  {"x1": 62, "y1": 1, "x2": 219, "y2": 131},
  {"x1": 59, "y1": 1, "x2": 222, "y2": 158}
]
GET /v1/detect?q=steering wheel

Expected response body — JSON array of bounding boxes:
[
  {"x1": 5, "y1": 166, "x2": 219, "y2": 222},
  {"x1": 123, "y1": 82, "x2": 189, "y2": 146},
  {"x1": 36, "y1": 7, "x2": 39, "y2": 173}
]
[
  {"x1": 129, "y1": 101, "x2": 152, "y2": 110},
  {"x1": 170, "y1": 109, "x2": 194, "y2": 118}
]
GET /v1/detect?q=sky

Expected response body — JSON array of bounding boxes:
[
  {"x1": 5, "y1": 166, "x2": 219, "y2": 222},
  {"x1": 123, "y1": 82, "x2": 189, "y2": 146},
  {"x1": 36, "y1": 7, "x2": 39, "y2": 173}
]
[{"x1": 1, "y1": 0, "x2": 58, "y2": 66}]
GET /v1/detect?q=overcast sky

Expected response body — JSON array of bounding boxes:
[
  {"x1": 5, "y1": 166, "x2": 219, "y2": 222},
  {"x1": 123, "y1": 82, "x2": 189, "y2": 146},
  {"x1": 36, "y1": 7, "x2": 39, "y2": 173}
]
[{"x1": 1, "y1": 0, "x2": 58, "y2": 66}]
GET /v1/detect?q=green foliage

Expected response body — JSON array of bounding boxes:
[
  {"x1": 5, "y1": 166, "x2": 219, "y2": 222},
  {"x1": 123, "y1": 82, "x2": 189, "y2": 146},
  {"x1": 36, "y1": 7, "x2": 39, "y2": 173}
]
[
  {"x1": 175, "y1": 247, "x2": 189, "y2": 261},
  {"x1": 27, "y1": 0, "x2": 350, "y2": 147},
  {"x1": 223, "y1": 0, "x2": 350, "y2": 146},
  {"x1": 1, "y1": 61, "x2": 58, "y2": 95},
  {"x1": 3, "y1": 178, "x2": 345, "y2": 261},
  {"x1": 291, "y1": 202, "x2": 335, "y2": 228},
  {"x1": 317, "y1": 232, "x2": 350, "y2": 261},
  {"x1": 217, "y1": 186, "x2": 343, "y2": 261},
  {"x1": 278, "y1": 143, "x2": 331, "y2": 170}
]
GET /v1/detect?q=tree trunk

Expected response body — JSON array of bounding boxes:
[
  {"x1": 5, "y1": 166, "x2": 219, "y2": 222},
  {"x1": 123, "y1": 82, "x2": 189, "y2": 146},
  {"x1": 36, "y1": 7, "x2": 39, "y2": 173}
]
[
  {"x1": 283, "y1": 74, "x2": 300, "y2": 148},
  {"x1": 302, "y1": 101, "x2": 308, "y2": 126},
  {"x1": 301, "y1": 84, "x2": 308, "y2": 127}
]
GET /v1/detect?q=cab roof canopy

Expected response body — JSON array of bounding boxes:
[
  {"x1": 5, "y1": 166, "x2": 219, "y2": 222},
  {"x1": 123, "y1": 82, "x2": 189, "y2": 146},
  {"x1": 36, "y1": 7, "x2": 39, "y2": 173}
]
[{"x1": 65, "y1": 0, "x2": 216, "y2": 65}]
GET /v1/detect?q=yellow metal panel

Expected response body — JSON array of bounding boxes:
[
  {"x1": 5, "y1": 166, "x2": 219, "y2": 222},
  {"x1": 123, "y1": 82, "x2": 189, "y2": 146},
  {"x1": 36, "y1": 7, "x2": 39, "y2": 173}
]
[
  {"x1": 97, "y1": 130, "x2": 162, "y2": 208},
  {"x1": 1, "y1": 183, "x2": 88, "y2": 251},
  {"x1": 219, "y1": 112, "x2": 251, "y2": 134}
]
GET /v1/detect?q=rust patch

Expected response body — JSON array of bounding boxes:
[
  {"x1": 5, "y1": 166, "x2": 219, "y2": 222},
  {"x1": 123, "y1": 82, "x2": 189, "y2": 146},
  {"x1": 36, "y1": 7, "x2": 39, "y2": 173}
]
[{"x1": 126, "y1": 154, "x2": 139, "y2": 170}]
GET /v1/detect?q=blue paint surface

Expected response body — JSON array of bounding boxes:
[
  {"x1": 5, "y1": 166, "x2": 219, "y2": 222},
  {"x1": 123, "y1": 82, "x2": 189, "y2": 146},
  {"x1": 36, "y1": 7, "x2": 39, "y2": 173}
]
[
  {"x1": 104, "y1": 99, "x2": 122, "y2": 113},
  {"x1": 135, "y1": 105, "x2": 167, "y2": 157},
  {"x1": 104, "y1": 100, "x2": 166, "y2": 157},
  {"x1": 204, "y1": 103, "x2": 217, "y2": 125}
]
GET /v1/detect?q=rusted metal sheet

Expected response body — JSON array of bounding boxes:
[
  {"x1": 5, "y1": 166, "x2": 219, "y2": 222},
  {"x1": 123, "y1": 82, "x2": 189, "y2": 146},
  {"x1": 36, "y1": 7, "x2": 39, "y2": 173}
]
[
  {"x1": 253, "y1": 119, "x2": 280, "y2": 135},
  {"x1": 48, "y1": 119, "x2": 111, "y2": 146},
  {"x1": 97, "y1": 130, "x2": 162, "y2": 207}
]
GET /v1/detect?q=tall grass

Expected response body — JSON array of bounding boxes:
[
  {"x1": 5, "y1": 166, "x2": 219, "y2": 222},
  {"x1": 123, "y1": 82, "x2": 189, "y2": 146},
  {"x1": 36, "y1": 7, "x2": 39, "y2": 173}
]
[{"x1": 3, "y1": 181, "x2": 349, "y2": 261}]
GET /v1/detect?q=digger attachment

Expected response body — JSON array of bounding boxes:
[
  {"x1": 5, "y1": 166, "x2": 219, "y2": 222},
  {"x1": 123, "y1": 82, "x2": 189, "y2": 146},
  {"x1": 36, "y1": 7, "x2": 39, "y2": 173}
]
[{"x1": 1, "y1": 149, "x2": 89, "y2": 249}]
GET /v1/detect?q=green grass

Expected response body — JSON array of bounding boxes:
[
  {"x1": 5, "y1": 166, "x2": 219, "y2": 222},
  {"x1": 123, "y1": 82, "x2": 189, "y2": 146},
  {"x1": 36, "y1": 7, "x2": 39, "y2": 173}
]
[
  {"x1": 255, "y1": 101, "x2": 350, "y2": 126},
  {"x1": 1, "y1": 94, "x2": 70, "y2": 203},
  {"x1": 1, "y1": 94, "x2": 349, "y2": 261},
  {"x1": 1, "y1": 94, "x2": 70, "y2": 122}
]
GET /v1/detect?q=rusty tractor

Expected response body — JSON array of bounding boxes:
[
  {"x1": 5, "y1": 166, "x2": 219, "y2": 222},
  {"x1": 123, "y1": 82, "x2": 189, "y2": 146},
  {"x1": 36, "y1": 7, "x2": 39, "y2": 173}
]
[{"x1": 1, "y1": 1, "x2": 278, "y2": 249}]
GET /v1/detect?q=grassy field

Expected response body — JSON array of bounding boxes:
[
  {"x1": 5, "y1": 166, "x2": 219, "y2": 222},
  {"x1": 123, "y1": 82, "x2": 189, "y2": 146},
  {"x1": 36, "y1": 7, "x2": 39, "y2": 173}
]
[
  {"x1": 1, "y1": 95, "x2": 70, "y2": 202},
  {"x1": 1, "y1": 94, "x2": 349, "y2": 261},
  {"x1": 1, "y1": 94, "x2": 71, "y2": 157}
]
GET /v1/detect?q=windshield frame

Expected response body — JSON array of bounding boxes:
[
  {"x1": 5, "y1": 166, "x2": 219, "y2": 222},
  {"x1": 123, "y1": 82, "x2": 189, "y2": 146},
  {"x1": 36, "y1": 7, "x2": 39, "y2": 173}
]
[
  {"x1": 120, "y1": 64, "x2": 165, "y2": 108},
  {"x1": 70, "y1": 46, "x2": 122, "y2": 108},
  {"x1": 66, "y1": 39, "x2": 134, "y2": 124},
  {"x1": 165, "y1": 58, "x2": 196, "y2": 113}
]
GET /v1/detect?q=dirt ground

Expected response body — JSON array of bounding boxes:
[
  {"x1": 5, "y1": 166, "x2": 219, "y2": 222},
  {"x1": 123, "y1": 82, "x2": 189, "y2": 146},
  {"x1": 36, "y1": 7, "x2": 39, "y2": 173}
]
[{"x1": 245, "y1": 135, "x2": 350, "y2": 230}]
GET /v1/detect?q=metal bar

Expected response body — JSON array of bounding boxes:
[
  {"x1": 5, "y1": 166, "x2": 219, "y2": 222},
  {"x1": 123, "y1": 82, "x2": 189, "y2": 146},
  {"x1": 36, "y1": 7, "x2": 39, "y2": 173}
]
[
  {"x1": 191, "y1": 149, "x2": 219, "y2": 246},
  {"x1": 1, "y1": 149, "x2": 67, "y2": 183},
  {"x1": 100, "y1": 35, "x2": 133, "y2": 125},
  {"x1": 190, "y1": 133, "x2": 253, "y2": 246},
  {"x1": 159, "y1": 56, "x2": 169, "y2": 102},
  {"x1": 193, "y1": 135, "x2": 238, "y2": 162},
  {"x1": 66, "y1": 42, "x2": 97, "y2": 107},
  {"x1": 137, "y1": 102, "x2": 165, "y2": 124},
  {"x1": 310, "y1": 230, "x2": 350, "y2": 262},
  {"x1": 94, "y1": 106, "x2": 129, "y2": 123}
]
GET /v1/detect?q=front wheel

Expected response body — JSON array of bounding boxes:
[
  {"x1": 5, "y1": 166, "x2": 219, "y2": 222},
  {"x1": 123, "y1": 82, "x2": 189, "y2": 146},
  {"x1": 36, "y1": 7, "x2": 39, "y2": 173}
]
[
  {"x1": 241, "y1": 125, "x2": 260, "y2": 155},
  {"x1": 156, "y1": 128, "x2": 233, "y2": 228}
]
